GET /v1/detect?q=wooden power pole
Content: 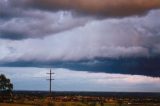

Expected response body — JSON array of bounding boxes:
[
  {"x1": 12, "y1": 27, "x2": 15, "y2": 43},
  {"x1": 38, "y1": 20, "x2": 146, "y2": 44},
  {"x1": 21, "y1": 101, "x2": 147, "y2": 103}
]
[{"x1": 47, "y1": 69, "x2": 54, "y2": 96}]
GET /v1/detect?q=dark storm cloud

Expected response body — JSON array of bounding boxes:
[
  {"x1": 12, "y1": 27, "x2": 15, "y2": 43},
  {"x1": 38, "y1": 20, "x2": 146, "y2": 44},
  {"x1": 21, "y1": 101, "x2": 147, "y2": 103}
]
[
  {"x1": 0, "y1": 10, "x2": 92, "y2": 40},
  {"x1": 0, "y1": 30, "x2": 27, "y2": 40},
  {"x1": 0, "y1": 57, "x2": 160, "y2": 77},
  {"x1": 2, "y1": 0, "x2": 160, "y2": 18},
  {"x1": 1, "y1": 0, "x2": 160, "y2": 40},
  {"x1": 0, "y1": 0, "x2": 160, "y2": 78},
  {"x1": 0, "y1": 0, "x2": 22, "y2": 19},
  {"x1": 11, "y1": 0, "x2": 160, "y2": 17},
  {"x1": 0, "y1": 0, "x2": 93, "y2": 40}
]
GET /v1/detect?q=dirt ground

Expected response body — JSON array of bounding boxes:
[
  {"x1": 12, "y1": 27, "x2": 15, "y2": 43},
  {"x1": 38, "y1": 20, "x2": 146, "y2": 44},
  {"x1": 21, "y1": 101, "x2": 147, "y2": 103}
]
[{"x1": 0, "y1": 103, "x2": 33, "y2": 106}]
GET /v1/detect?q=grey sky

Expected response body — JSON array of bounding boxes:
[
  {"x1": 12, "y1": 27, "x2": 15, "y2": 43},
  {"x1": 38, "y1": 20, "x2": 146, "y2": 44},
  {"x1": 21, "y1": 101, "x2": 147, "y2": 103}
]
[
  {"x1": 0, "y1": 0, "x2": 160, "y2": 91},
  {"x1": 0, "y1": 67, "x2": 160, "y2": 92}
]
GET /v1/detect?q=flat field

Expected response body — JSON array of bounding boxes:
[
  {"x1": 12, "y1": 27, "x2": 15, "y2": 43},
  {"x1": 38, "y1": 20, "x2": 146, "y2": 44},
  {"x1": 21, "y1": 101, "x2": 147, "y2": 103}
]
[
  {"x1": 1, "y1": 102, "x2": 160, "y2": 106},
  {"x1": 0, "y1": 103, "x2": 33, "y2": 106}
]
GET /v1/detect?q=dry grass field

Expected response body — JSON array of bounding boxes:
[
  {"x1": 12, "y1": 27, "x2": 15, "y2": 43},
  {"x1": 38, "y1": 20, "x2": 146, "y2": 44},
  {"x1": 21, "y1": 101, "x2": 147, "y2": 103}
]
[
  {"x1": 1, "y1": 92, "x2": 159, "y2": 106},
  {"x1": 1, "y1": 102, "x2": 159, "y2": 106},
  {"x1": 0, "y1": 103, "x2": 34, "y2": 106}
]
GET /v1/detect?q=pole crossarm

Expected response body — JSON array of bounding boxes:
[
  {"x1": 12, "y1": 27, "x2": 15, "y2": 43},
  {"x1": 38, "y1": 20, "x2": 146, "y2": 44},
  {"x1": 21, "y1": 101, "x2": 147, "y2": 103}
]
[
  {"x1": 46, "y1": 73, "x2": 54, "y2": 74},
  {"x1": 46, "y1": 79, "x2": 54, "y2": 80}
]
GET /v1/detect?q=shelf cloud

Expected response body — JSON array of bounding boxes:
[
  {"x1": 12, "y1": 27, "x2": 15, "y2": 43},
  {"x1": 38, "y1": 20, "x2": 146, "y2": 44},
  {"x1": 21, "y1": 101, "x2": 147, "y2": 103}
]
[
  {"x1": 11, "y1": 0, "x2": 160, "y2": 17},
  {"x1": 0, "y1": 0, "x2": 160, "y2": 78},
  {"x1": 1, "y1": 0, "x2": 160, "y2": 40}
]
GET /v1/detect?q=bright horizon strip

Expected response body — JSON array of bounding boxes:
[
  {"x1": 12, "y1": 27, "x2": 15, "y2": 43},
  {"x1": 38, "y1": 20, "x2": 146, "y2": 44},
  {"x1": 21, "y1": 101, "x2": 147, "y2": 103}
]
[{"x1": 0, "y1": 67, "x2": 160, "y2": 92}]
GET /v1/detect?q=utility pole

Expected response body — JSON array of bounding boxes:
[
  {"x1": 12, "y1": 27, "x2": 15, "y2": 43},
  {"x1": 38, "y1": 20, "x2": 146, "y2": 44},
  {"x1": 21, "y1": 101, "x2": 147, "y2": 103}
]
[{"x1": 47, "y1": 69, "x2": 54, "y2": 96}]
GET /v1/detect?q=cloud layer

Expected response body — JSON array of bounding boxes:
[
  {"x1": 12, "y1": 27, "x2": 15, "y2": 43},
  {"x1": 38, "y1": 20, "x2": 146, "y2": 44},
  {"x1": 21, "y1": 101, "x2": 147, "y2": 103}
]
[
  {"x1": 0, "y1": 10, "x2": 160, "y2": 61},
  {"x1": 12, "y1": 0, "x2": 160, "y2": 17},
  {"x1": 0, "y1": 0, "x2": 160, "y2": 77},
  {"x1": 1, "y1": 0, "x2": 160, "y2": 39},
  {"x1": 0, "y1": 10, "x2": 93, "y2": 39}
]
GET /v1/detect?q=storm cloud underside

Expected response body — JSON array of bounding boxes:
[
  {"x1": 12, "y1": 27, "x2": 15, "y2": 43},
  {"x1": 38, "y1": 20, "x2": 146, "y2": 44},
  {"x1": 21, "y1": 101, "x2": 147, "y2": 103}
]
[
  {"x1": 0, "y1": 0, "x2": 160, "y2": 77},
  {"x1": 11, "y1": 0, "x2": 160, "y2": 17}
]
